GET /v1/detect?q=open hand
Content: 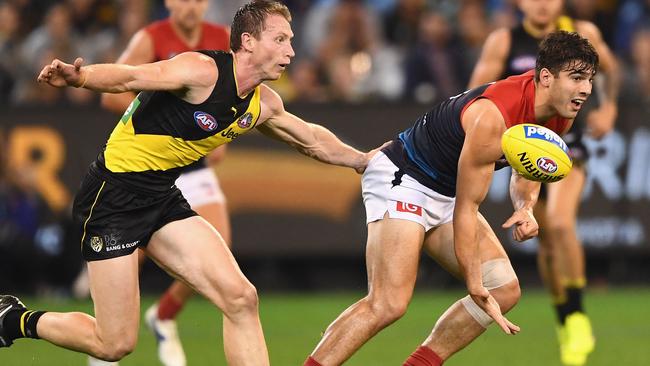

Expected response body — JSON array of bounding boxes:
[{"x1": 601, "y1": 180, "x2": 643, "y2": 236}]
[
  {"x1": 37, "y1": 57, "x2": 86, "y2": 88},
  {"x1": 469, "y1": 286, "x2": 520, "y2": 335},
  {"x1": 356, "y1": 141, "x2": 391, "y2": 174}
]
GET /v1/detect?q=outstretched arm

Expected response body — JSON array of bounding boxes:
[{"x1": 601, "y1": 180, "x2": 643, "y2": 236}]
[
  {"x1": 37, "y1": 52, "x2": 217, "y2": 96},
  {"x1": 256, "y1": 85, "x2": 374, "y2": 173},
  {"x1": 455, "y1": 99, "x2": 519, "y2": 335}
]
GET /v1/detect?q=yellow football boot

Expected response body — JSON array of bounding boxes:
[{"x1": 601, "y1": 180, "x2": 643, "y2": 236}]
[{"x1": 558, "y1": 312, "x2": 595, "y2": 366}]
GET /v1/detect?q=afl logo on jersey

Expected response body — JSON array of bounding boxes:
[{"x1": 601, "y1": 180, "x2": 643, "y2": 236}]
[
  {"x1": 194, "y1": 111, "x2": 218, "y2": 132},
  {"x1": 237, "y1": 112, "x2": 253, "y2": 128}
]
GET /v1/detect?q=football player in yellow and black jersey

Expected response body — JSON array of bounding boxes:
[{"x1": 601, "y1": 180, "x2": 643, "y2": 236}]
[
  {"x1": 0, "y1": 1, "x2": 379, "y2": 364},
  {"x1": 469, "y1": 1, "x2": 620, "y2": 365}
]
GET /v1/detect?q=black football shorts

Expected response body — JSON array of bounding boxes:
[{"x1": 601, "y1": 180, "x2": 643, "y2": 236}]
[{"x1": 73, "y1": 165, "x2": 197, "y2": 261}]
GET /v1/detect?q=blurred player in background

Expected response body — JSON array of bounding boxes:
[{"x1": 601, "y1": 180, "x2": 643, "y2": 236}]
[
  {"x1": 2, "y1": 1, "x2": 379, "y2": 365},
  {"x1": 305, "y1": 31, "x2": 599, "y2": 366},
  {"x1": 468, "y1": 1, "x2": 620, "y2": 365},
  {"x1": 99, "y1": 0, "x2": 230, "y2": 365}
]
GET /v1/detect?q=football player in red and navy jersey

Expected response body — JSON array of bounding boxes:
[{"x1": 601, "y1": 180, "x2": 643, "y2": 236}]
[
  {"x1": 469, "y1": 1, "x2": 620, "y2": 364},
  {"x1": 304, "y1": 31, "x2": 598, "y2": 366}
]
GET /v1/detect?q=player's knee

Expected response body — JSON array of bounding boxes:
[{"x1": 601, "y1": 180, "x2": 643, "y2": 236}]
[
  {"x1": 368, "y1": 294, "x2": 410, "y2": 325},
  {"x1": 92, "y1": 337, "x2": 136, "y2": 362},
  {"x1": 221, "y1": 282, "x2": 259, "y2": 316},
  {"x1": 494, "y1": 279, "x2": 521, "y2": 313},
  {"x1": 482, "y1": 258, "x2": 520, "y2": 312},
  {"x1": 545, "y1": 219, "x2": 575, "y2": 239}
]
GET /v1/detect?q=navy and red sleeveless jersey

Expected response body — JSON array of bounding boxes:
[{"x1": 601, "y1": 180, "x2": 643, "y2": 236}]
[
  {"x1": 383, "y1": 71, "x2": 570, "y2": 197},
  {"x1": 144, "y1": 19, "x2": 230, "y2": 61}
]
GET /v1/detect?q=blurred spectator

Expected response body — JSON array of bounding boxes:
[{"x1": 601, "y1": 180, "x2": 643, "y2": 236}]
[
  {"x1": 311, "y1": 0, "x2": 403, "y2": 101},
  {"x1": 567, "y1": 0, "x2": 617, "y2": 46},
  {"x1": 267, "y1": 59, "x2": 329, "y2": 102},
  {"x1": 95, "y1": 1, "x2": 148, "y2": 63},
  {"x1": 68, "y1": 0, "x2": 120, "y2": 65},
  {"x1": 206, "y1": 0, "x2": 246, "y2": 26},
  {"x1": 486, "y1": 0, "x2": 518, "y2": 29},
  {"x1": 615, "y1": 0, "x2": 650, "y2": 57},
  {"x1": 456, "y1": 0, "x2": 490, "y2": 77},
  {"x1": 403, "y1": 11, "x2": 467, "y2": 103},
  {"x1": 0, "y1": 1, "x2": 21, "y2": 102},
  {"x1": 9, "y1": 0, "x2": 58, "y2": 37},
  {"x1": 13, "y1": 3, "x2": 93, "y2": 104},
  {"x1": 623, "y1": 27, "x2": 650, "y2": 104},
  {"x1": 383, "y1": 0, "x2": 427, "y2": 49}
]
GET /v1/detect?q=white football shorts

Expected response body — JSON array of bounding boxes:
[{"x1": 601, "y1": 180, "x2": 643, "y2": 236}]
[
  {"x1": 175, "y1": 166, "x2": 226, "y2": 207},
  {"x1": 362, "y1": 152, "x2": 455, "y2": 231}
]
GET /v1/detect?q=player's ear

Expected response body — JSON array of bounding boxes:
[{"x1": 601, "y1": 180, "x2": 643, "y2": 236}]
[
  {"x1": 240, "y1": 32, "x2": 255, "y2": 53},
  {"x1": 539, "y1": 68, "x2": 553, "y2": 87}
]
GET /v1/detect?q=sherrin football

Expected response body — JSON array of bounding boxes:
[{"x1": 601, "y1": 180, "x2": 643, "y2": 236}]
[{"x1": 501, "y1": 124, "x2": 572, "y2": 183}]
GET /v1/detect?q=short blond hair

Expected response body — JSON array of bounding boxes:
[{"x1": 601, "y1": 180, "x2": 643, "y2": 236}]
[{"x1": 230, "y1": 0, "x2": 292, "y2": 51}]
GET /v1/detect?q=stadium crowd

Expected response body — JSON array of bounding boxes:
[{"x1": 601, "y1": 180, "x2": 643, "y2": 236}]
[{"x1": 0, "y1": 0, "x2": 649, "y2": 106}]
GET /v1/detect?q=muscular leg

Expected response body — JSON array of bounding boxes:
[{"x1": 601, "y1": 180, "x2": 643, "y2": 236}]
[
  {"x1": 145, "y1": 216, "x2": 267, "y2": 366},
  {"x1": 544, "y1": 166, "x2": 586, "y2": 288},
  {"x1": 144, "y1": 176, "x2": 232, "y2": 366},
  {"x1": 308, "y1": 217, "x2": 425, "y2": 366},
  {"x1": 417, "y1": 214, "x2": 521, "y2": 361},
  {"x1": 159, "y1": 200, "x2": 232, "y2": 314},
  {"x1": 534, "y1": 199, "x2": 565, "y2": 302},
  {"x1": 37, "y1": 253, "x2": 141, "y2": 361},
  {"x1": 540, "y1": 166, "x2": 593, "y2": 365}
]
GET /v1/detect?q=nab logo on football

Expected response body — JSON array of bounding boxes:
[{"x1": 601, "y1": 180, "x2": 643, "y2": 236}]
[
  {"x1": 194, "y1": 111, "x2": 218, "y2": 132},
  {"x1": 524, "y1": 125, "x2": 568, "y2": 153},
  {"x1": 536, "y1": 157, "x2": 558, "y2": 174},
  {"x1": 396, "y1": 202, "x2": 422, "y2": 216}
]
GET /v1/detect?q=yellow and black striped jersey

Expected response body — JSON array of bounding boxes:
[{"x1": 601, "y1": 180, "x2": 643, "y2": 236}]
[{"x1": 96, "y1": 51, "x2": 261, "y2": 192}]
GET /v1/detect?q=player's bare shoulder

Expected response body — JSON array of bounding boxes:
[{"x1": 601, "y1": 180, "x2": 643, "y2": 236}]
[
  {"x1": 461, "y1": 98, "x2": 505, "y2": 136},
  {"x1": 469, "y1": 27, "x2": 512, "y2": 87},
  {"x1": 118, "y1": 28, "x2": 155, "y2": 64},
  {"x1": 258, "y1": 83, "x2": 285, "y2": 125},
  {"x1": 173, "y1": 52, "x2": 219, "y2": 88},
  {"x1": 484, "y1": 27, "x2": 512, "y2": 57},
  {"x1": 573, "y1": 20, "x2": 603, "y2": 43}
]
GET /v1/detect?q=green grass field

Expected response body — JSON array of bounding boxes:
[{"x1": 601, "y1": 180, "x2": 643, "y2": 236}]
[{"x1": 1, "y1": 288, "x2": 649, "y2": 365}]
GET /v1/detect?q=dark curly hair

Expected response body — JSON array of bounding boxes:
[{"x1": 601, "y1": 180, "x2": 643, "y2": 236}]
[
  {"x1": 230, "y1": 1, "x2": 292, "y2": 52},
  {"x1": 535, "y1": 31, "x2": 599, "y2": 81}
]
